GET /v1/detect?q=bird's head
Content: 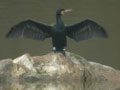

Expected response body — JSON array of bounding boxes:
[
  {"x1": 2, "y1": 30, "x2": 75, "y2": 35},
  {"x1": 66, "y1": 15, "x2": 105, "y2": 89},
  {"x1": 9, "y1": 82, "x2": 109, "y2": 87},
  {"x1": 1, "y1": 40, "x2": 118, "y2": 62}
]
[{"x1": 57, "y1": 8, "x2": 72, "y2": 16}]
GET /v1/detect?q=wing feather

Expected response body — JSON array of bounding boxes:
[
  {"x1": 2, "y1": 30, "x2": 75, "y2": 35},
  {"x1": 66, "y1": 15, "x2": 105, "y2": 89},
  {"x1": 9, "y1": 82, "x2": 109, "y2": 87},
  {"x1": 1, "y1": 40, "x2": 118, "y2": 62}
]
[
  {"x1": 6, "y1": 19, "x2": 52, "y2": 40},
  {"x1": 65, "y1": 19, "x2": 108, "y2": 42}
]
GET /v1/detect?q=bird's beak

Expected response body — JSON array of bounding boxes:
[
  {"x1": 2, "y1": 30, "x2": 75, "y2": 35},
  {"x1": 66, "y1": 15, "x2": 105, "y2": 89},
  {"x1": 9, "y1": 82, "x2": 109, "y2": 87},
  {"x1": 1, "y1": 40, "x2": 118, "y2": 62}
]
[
  {"x1": 65, "y1": 9, "x2": 72, "y2": 12},
  {"x1": 61, "y1": 9, "x2": 72, "y2": 15}
]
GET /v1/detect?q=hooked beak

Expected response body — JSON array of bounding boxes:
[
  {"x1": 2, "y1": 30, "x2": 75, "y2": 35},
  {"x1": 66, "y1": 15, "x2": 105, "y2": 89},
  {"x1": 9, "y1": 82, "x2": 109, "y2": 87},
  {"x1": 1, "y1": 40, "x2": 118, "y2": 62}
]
[
  {"x1": 65, "y1": 9, "x2": 72, "y2": 12},
  {"x1": 61, "y1": 9, "x2": 72, "y2": 15}
]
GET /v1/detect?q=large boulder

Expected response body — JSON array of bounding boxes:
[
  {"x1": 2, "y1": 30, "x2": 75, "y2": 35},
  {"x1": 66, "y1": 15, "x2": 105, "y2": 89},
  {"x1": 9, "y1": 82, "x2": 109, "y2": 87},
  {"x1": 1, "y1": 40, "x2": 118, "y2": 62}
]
[{"x1": 0, "y1": 52, "x2": 120, "y2": 83}]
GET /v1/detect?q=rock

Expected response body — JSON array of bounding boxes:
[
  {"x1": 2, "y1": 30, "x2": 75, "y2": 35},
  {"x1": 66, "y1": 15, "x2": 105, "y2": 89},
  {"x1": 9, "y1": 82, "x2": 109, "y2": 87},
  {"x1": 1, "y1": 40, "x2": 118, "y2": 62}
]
[
  {"x1": 0, "y1": 59, "x2": 14, "y2": 82},
  {"x1": 0, "y1": 59, "x2": 13, "y2": 74},
  {"x1": 1, "y1": 80, "x2": 119, "y2": 90},
  {"x1": 0, "y1": 52, "x2": 120, "y2": 83}
]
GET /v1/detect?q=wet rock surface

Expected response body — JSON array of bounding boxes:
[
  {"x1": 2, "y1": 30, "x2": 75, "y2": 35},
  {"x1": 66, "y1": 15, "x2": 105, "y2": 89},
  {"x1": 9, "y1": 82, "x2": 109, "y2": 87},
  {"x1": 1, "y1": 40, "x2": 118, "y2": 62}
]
[{"x1": 0, "y1": 52, "x2": 120, "y2": 83}]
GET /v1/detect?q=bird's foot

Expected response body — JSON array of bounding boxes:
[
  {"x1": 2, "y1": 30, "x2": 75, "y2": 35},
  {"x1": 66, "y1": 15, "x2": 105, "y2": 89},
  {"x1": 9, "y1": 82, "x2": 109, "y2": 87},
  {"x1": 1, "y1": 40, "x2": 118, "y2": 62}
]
[
  {"x1": 52, "y1": 50, "x2": 66, "y2": 56},
  {"x1": 52, "y1": 47, "x2": 66, "y2": 55}
]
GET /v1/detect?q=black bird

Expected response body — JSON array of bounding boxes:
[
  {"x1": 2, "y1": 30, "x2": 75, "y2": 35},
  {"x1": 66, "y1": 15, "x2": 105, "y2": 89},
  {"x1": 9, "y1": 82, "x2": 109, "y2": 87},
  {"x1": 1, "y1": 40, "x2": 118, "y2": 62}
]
[{"x1": 6, "y1": 8, "x2": 108, "y2": 53}]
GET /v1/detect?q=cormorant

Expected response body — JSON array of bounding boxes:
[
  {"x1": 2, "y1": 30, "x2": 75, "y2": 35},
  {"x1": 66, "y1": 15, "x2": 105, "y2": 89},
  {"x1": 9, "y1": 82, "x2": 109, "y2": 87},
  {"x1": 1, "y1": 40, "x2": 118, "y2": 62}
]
[{"x1": 6, "y1": 8, "x2": 108, "y2": 53}]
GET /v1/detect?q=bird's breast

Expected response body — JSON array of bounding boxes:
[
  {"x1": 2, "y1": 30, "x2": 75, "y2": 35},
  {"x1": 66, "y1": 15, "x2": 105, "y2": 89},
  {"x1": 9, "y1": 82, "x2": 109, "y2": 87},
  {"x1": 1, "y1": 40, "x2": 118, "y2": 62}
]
[{"x1": 52, "y1": 24, "x2": 65, "y2": 32}]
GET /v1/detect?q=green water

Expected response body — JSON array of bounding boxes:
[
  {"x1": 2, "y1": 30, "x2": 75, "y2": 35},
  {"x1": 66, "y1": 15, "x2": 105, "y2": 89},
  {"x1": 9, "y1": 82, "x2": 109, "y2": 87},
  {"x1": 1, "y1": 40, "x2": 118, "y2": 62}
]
[{"x1": 0, "y1": 0, "x2": 120, "y2": 69}]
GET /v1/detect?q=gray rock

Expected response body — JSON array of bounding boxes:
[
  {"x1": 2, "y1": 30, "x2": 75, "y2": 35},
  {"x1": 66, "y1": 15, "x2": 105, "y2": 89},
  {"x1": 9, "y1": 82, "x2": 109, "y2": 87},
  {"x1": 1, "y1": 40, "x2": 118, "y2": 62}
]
[
  {"x1": 0, "y1": 52, "x2": 120, "y2": 83},
  {"x1": 0, "y1": 59, "x2": 13, "y2": 74}
]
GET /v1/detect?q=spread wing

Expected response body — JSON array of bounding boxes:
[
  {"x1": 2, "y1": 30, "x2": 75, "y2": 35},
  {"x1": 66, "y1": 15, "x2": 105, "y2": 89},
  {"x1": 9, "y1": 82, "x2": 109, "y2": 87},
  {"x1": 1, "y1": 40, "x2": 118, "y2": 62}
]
[
  {"x1": 65, "y1": 19, "x2": 108, "y2": 42},
  {"x1": 6, "y1": 19, "x2": 52, "y2": 40}
]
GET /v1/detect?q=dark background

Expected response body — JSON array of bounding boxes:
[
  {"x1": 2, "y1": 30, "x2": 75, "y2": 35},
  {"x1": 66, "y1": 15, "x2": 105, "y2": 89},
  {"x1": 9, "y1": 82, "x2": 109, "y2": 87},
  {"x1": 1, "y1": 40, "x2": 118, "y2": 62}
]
[{"x1": 0, "y1": 0, "x2": 120, "y2": 69}]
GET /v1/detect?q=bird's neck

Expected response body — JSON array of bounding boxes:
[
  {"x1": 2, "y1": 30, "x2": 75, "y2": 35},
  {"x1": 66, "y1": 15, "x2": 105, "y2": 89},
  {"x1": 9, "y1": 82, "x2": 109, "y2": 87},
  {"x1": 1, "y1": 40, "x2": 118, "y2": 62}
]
[{"x1": 56, "y1": 15, "x2": 64, "y2": 27}]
